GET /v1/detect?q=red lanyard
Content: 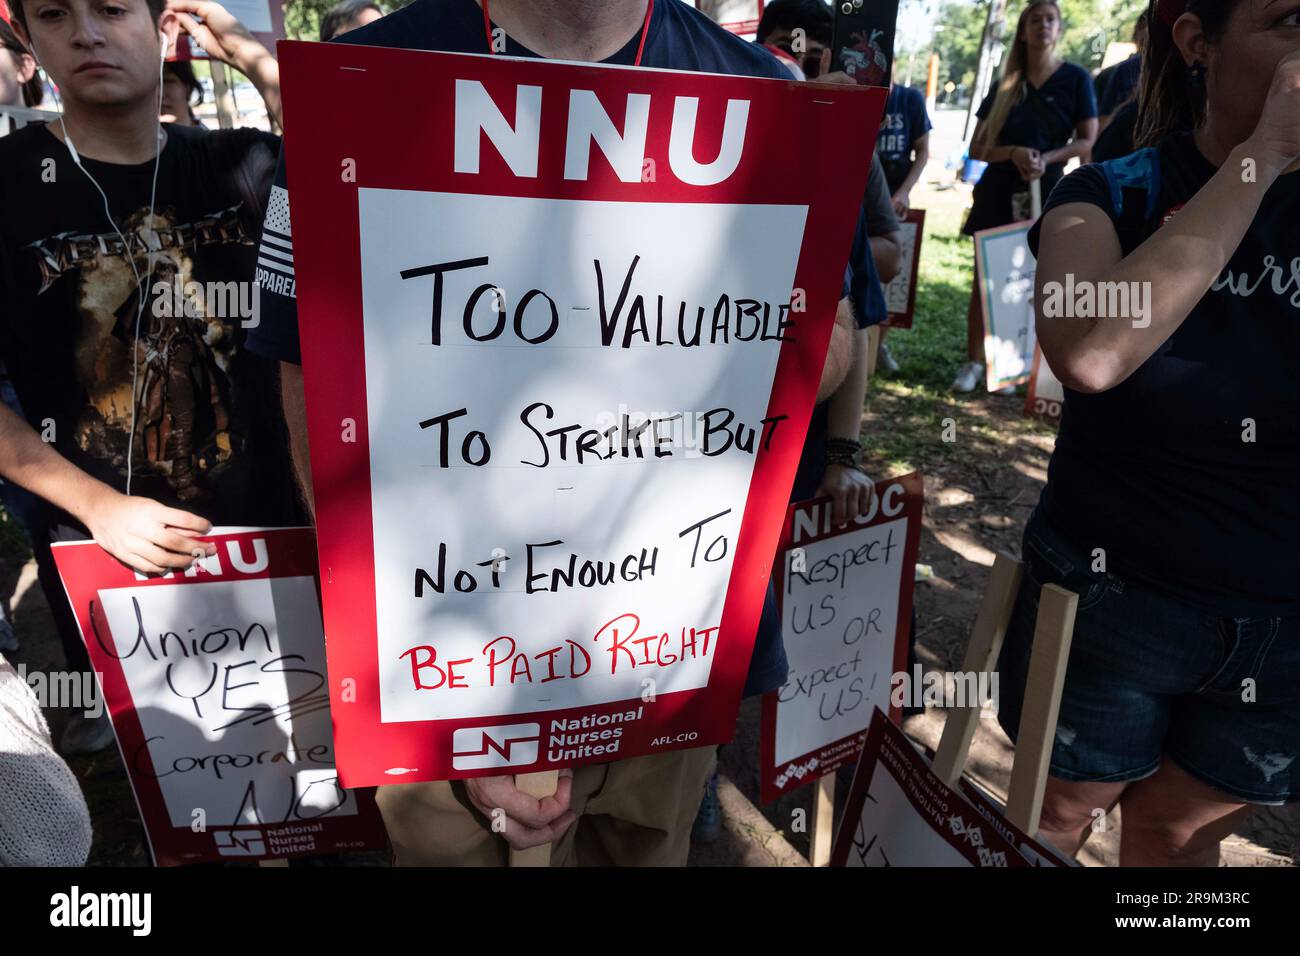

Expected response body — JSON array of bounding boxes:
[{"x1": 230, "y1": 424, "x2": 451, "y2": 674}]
[{"x1": 482, "y1": 0, "x2": 654, "y2": 67}]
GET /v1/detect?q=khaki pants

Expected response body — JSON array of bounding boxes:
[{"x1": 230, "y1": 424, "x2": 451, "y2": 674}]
[{"x1": 375, "y1": 746, "x2": 717, "y2": 866}]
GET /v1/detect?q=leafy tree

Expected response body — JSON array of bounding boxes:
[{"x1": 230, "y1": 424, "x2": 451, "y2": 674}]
[
  {"x1": 924, "y1": 0, "x2": 1146, "y2": 103},
  {"x1": 281, "y1": 0, "x2": 417, "y2": 42}
]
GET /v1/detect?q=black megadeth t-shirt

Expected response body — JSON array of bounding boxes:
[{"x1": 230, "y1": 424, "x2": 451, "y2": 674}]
[{"x1": 0, "y1": 123, "x2": 300, "y2": 529}]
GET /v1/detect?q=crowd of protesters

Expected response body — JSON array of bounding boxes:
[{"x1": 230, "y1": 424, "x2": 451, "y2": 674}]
[{"x1": 0, "y1": 0, "x2": 1295, "y2": 869}]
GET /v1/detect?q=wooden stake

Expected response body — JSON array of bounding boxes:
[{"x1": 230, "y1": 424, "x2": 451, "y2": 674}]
[
  {"x1": 210, "y1": 62, "x2": 237, "y2": 130},
  {"x1": 865, "y1": 324, "x2": 882, "y2": 380},
  {"x1": 933, "y1": 553, "x2": 1023, "y2": 787},
  {"x1": 809, "y1": 772, "x2": 836, "y2": 867},
  {"x1": 508, "y1": 770, "x2": 560, "y2": 868},
  {"x1": 1004, "y1": 584, "x2": 1077, "y2": 835}
]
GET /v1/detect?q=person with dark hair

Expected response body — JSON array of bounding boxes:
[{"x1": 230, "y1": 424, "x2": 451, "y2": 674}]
[
  {"x1": 1092, "y1": 97, "x2": 1140, "y2": 161},
  {"x1": 1095, "y1": 11, "x2": 1149, "y2": 130},
  {"x1": 0, "y1": 0, "x2": 296, "y2": 753},
  {"x1": 0, "y1": 16, "x2": 41, "y2": 109},
  {"x1": 319, "y1": 0, "x2": 383, "y2": 42},
  {"x1": 755, "y1": 0, "x2": 832, "y2": 78},
  {"x1": 1001, "y1": 0, "x2": 1300, "y2": 866},
  {"x1": 160, "y1": 59, "x2": 203, "y2": 126},
  {"x1": 952, "y1": 0, "x2": 1097, "y2": 394},
  {"x1": 1097, "y1": 12, "x2": 1148, "y2": 123}
]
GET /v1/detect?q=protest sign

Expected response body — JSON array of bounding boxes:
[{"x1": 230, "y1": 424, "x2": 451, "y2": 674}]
[
  {"x1": 277, "y1": 42, "x2": 887, "y2": 786},
  {"x1": 1024, "y1": 344, "x2": 1064, "y2": 423},
  {"x1": 883, "y1": 208, "x2": 924, "y2": 329},
  {"x1": 171, "y1": 0, "x2": 285, "y2": 61},
  {"x1": 831, "y1": 709, "x2": 1031, "y2": 867},
  {"x1": 759, "y1": 473, "x2": 922, "y2": 803},
  {"x1": 974, "y1": 221, "x2": 1037, "y2": 391},
  {"x1": 52, "y1": 529, "x2": 386, "y2": 866},
  {"x1": 958, "y1": 776, "x2": 1073, "y2": 867}
]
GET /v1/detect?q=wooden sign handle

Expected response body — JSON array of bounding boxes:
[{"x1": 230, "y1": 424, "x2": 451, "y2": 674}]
[
  {"x1": 932, "y1": 552, "x2": 1023, "y2": 787},
  {"x1": 210, "y1": 61, "x2": 238, "y2": 130},
  {"x1": 1004, "y1": 584, "x2": 1078, "y2": 835},
  {"x1": 508, "y1": 770, "x2": 560, "y2": 868},
  {"x1": 809, "y1": 772, "x2": 836, "y2": 866}
]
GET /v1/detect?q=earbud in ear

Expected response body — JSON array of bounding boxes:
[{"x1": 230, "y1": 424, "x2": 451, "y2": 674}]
[{"x1": 160, "y1": 32, "x2": 169, "y2": 62}]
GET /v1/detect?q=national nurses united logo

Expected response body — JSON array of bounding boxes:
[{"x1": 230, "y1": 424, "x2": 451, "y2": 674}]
[
  {"x1": 214, "y1": 829, "x2": 267, "y2": 856},
  {"x1": 452, "y1": 722, "x2": 541, "y2": 770}
]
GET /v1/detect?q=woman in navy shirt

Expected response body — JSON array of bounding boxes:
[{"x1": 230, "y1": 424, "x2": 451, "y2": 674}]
[
  {"x1": 998, "y1": 0, "x2": 1300, "y2": 866},
  {"x1": 952, "y1": 0, "x2": 1097, "y2": 392}
]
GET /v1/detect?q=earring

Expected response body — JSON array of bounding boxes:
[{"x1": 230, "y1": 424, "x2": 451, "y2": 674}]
[{"x1": 1187, "y1": 60, "x2": 1206, "y2": 86}]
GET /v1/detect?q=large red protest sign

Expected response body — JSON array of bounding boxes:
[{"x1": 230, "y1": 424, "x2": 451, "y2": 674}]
[
  {"x1": 52, "y1": 529, "x2": 386, "y2": 866},
  {"x1": 277, "y1": 41, "x2": 886, "y2": 786},
  {"x1": 759, "y1": 473, "x2": 922, "y2": 803}
]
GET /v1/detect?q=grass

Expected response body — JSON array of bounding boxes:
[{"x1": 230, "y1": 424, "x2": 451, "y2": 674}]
[{"x1": 861, "y1": 190, "x2": 1056, "y2": 478}]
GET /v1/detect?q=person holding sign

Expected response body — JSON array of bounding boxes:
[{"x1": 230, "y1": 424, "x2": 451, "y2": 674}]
[
  {"x1": 0, "y1": 0, "x2": 296, "y2": 752},
  {"x1": 999, "y1": 0, "x2": 1300, "y2": 866},
  {"x1": 951, "y1": 0, "x2": 1098, "y2": 393},
  {"x1": 250, "y1": 0, "x2": 862, "y2": 867}
]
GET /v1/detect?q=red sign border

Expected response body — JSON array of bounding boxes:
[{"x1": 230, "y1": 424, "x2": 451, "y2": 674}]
[
  {"x1": 277, "y1": 41, "x2": 887, "y2": 786},
  {"x1": 882, "y1": 207, "x2": 924, "y2": 329},
  {"x1": 830, "y1": 709, "x2": 1031, "y2": 867},
  {"x1": 758, "y1": 472, "x2": 923, "y2": 803},
  {"x1": 50, "y1": 528, "x2": 387, "y2": 866}
]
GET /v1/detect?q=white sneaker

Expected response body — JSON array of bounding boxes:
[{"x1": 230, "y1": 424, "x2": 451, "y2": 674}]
[
  {"x1": 951, "y1": 361, "x2": 985, "y2": 393},
  {"x1": 876, "y1": 341, "x2": 900, "y2": 374},
  {"x1": 60, "y1": 712, "x2": 115, "y2": 756}
]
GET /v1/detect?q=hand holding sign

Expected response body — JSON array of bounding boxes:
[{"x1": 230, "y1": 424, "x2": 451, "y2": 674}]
[
  {"x1": 83, "y1": 490, "x2": 215, "y2": 575},
  {"x1": 465, "y1": 770, "x2": 577, "y2": 851},
  {"x1": 816, "y1": 463, "x2": 875, "y2": 529}
]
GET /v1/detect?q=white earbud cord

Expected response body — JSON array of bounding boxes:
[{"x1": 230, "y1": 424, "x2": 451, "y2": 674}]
[{"x1": 41, "y1": 38, "x2": 166, "y2": 498}]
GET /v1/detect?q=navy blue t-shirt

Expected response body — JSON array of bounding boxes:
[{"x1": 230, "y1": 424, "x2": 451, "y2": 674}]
[
  {"x1": 878, "y1": 84, "x2": 932, "y2": 194},
  {"x1": 965, "y1": 62, "x2": 1097, "y2": 234},
  {"x1": 975, "y1": 62, "x2": 1096, "y2": 156},
  {"x1": 1028, "y1": 135, "x2": 1300, "y2": 614},
  {"x1": 1098, "y1": 53, "x2": 1141, "y2": 116},
  {"x1": 246, "y1": 0, "x2": 799, "y2": 696}
]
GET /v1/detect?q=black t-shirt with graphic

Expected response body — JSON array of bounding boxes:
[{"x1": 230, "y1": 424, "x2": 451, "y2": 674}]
[
  {"x1": 1027, "y1": 133, "x2": 1300, "y2": 614},
  {"x1": 0, "y1": 123, "x2": 301, "y2": 530}
]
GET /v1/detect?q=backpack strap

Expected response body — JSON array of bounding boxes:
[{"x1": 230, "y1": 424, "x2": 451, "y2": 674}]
[{"x1": 1099, "y1": 147, "x2": 1161, "y2": 252}]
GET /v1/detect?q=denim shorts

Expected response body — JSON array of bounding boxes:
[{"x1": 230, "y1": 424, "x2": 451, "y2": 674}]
[{"x1": 996, "y1": 507, "x2": 1300, "y2": 805}]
